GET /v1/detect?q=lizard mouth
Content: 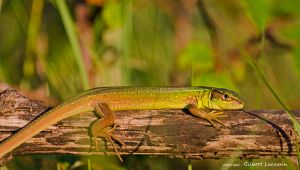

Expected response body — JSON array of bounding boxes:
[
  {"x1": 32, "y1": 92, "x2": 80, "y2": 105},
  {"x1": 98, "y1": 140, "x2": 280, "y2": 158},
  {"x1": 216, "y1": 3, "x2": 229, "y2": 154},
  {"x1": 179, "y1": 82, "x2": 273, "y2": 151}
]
[{"x1": 232, "y1": 98, "x2": 245, "y2": 109}]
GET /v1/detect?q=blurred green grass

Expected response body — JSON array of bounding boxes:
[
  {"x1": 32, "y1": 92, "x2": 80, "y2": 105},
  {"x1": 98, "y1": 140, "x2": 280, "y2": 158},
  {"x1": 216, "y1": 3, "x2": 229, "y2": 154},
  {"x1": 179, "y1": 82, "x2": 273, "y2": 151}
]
[{"x1": 1, "y1": 0, "x2": 300, "y2": 169}]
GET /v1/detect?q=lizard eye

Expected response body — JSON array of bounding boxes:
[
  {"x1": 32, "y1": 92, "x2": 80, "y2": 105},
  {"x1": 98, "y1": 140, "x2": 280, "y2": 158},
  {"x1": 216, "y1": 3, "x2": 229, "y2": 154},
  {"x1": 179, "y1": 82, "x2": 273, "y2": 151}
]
[
  {"x1": 211, "y1": 89, "x2": 228, "y2": 100},
  {"x1": 222, "y1": 94, "x2": 229, "y2": 100}
]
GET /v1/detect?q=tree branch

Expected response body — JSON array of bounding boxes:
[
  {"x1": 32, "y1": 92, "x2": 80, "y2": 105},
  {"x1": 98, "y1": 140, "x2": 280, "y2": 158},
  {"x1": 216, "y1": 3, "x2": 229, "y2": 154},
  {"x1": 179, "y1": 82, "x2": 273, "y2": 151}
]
[{"x1": 0, "y1": 89, "x2": 298, "y2": 165}]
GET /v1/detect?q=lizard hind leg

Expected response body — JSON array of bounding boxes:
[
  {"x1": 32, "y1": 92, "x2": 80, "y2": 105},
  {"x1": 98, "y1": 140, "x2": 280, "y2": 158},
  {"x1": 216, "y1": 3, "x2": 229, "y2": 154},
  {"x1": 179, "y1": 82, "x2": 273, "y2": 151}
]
[{"x1": 91, "y1": 103, "x2": 125, "y2": 161}]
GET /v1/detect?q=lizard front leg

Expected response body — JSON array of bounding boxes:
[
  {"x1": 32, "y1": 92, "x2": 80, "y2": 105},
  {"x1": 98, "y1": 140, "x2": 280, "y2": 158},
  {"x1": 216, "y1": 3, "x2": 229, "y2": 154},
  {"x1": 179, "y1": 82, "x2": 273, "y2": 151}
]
[
  {"x1": 186, "y1": 104, "x2": 226, "y2": 127},
  {"x1": 91, "y1": 103, "x2": 125, "y2": 161}
]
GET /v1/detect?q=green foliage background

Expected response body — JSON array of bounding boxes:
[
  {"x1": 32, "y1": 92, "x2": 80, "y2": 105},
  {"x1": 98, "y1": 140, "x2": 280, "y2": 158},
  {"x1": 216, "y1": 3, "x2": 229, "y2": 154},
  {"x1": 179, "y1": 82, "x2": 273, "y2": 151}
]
[{"x1": 0, "y1": 0, "x2": 300, "y2": 169}]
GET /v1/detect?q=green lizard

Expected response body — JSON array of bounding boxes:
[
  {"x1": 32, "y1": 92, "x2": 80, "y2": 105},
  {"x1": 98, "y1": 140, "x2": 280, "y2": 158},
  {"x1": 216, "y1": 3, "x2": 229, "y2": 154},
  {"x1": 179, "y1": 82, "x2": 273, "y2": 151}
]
[{"x1": 0, "y1": 86, "x2": 244, "y2": 161}]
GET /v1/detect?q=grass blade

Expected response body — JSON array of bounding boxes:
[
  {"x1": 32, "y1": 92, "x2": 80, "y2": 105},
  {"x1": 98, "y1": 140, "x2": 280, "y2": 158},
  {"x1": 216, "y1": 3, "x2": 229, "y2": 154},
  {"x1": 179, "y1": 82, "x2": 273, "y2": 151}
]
[{"x1": 53, "y1": 0, "x2": 89, "y2": 89}]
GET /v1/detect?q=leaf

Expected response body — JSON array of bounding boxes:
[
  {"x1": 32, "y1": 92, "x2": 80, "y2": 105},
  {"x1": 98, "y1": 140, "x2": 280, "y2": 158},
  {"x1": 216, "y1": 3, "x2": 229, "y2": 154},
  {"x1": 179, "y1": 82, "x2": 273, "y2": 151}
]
[
  {"x1": 178, "y1": 42, "x2": 213, "y2": 72},
  {"x1": 272, "y1": 0, "x2": 300, "y2": 16},
  {"x1": 102, "y1": 1, "x2": 122, "y2": 28},
  {"x1": 193, "y1": 71, "x2": 237, "y2": 91},
  {"x1": 244, "y1": 0, "x2": 272, "y2": 30},
  {"x1": 280, "y1": 22, "x2": 300, "y2": 43},
  {"x1": 292, "y1": 48, "x2": 300, "y2": 74}
]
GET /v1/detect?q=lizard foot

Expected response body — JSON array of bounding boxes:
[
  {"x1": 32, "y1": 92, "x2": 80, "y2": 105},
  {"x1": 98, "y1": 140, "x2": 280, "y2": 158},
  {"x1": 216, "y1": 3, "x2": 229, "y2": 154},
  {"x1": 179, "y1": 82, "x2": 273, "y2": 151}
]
[
  {"x1": 91, "y1": 102, "x2": 125, "y2": 162},
  {"x1": 92, "y1": 124, "x2": 125, "y2": 162}
]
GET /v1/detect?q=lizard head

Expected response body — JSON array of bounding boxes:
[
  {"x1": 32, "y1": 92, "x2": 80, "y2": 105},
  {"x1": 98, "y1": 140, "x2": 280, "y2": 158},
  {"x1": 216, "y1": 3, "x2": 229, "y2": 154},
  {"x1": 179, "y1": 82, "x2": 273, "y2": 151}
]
[{"x1": 206, "y1": 88, "x2": 244, "y2": 110}]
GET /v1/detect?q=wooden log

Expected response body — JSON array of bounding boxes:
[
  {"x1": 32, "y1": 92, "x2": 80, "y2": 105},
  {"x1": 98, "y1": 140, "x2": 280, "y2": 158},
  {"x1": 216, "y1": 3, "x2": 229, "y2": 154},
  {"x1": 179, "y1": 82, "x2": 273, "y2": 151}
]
[{"x1": 0, "y1": 89, "x2": 298, "y2": 165}]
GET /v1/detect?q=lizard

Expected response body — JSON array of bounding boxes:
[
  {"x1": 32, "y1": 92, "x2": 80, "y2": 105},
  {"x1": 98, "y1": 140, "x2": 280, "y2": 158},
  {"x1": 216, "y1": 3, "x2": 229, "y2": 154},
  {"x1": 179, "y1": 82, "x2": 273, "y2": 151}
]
[{"x1": 0, "y1": 86, "x2": 244, "y2": 161}]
